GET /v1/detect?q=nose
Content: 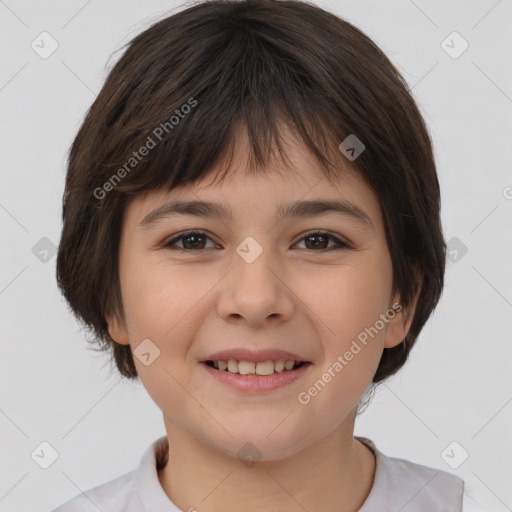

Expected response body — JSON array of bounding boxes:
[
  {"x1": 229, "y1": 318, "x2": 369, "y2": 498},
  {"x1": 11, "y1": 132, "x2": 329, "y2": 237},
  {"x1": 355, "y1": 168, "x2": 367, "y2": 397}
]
[{"x1": 215, "y1": 236, "x2": 295, "y2": 328}]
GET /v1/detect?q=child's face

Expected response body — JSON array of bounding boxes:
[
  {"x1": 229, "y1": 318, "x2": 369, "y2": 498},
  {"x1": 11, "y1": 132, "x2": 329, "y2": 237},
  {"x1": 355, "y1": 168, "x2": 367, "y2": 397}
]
[{"x1": 107, "y1": 127, "x2": 411, "y2": 460}]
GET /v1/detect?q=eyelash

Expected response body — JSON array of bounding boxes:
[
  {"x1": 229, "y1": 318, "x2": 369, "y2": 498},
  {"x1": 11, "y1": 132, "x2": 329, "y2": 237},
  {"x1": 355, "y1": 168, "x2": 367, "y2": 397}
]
[{"x1": 163, "y1": 230, "x2": 350, "y2": 252}]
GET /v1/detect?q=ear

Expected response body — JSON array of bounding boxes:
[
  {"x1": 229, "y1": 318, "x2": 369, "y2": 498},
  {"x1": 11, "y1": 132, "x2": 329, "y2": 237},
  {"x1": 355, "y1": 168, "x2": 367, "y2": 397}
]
[
  {"x1": 105, "y1": 309, "x2": 131, "y2": 346},
  {"x1": 383, "y1": 269, "x2": 423, "y2": 349}
]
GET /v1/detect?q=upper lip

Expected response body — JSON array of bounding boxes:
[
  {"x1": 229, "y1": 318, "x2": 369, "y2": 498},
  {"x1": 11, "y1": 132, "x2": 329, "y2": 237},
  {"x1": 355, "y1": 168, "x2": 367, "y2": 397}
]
[{"x1": 202, "y1": 348, "x2": 310, "y2": 363}]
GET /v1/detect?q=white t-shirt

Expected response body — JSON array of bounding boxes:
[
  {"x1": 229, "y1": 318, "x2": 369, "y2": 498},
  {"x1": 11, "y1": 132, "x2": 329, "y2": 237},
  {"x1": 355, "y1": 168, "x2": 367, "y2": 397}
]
[{"x1": 51, "y1": 435, "x2": 475, "y2": 511}]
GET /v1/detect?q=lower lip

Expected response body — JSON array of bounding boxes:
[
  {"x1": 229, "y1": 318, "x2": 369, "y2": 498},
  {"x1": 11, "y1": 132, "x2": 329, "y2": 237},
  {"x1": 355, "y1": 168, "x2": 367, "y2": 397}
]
[{"x1": 200, "y1": 362, "x2": 312, "y2": 394}]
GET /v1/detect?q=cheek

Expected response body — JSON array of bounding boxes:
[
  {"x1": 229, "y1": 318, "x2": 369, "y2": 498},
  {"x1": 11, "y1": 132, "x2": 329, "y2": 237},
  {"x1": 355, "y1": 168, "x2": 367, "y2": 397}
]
[
  {"x1": 121, "y1": 259, "x2": 211, "y2": 339},
  {"x1": 305, "y1": 255, "x2": 393, "y2": 404},
  {"x1": 317, "y1": 260, "x2": 392, "y2": 339},
  {"x1": 120, "y1": 262, "x2": 216, "y2": 394},
  {"x1": 298, "y1": 271, "x2": 389, "y2": 423}
]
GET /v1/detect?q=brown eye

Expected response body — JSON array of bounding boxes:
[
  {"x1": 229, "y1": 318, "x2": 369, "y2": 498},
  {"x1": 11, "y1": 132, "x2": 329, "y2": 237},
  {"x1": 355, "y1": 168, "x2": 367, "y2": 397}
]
[
  {"x1": 295, "y1": 231, "x2": 349, "y2": 251},
  {"x1": 163, "y1": 230, "x2": 350, "y2": 252},
  {"x1": 164, "y1": 231, "x2": 215, "y2": 251}
]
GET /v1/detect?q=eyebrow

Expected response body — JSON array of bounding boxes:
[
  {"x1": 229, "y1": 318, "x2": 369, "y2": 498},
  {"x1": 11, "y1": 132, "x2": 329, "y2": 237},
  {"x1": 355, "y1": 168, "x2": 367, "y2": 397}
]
[{"x1": 138, "y1": 199, "x2": 373, "y2": 230}]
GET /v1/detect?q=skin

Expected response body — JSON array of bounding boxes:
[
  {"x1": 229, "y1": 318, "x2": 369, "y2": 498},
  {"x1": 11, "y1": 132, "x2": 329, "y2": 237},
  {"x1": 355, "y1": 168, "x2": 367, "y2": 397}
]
[{"x1": 107, "y1": 125, "x2": 419, "y2": 512}]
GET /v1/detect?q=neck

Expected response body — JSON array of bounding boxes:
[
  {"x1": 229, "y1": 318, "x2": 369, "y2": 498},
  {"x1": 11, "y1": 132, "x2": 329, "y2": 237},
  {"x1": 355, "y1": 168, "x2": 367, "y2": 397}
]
[{"x1": 157, "y1": 418, "x2": 376, "y2": 512}]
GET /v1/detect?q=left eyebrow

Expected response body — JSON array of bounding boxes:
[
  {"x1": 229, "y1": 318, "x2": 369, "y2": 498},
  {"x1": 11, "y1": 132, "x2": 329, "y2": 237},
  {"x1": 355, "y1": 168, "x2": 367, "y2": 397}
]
[{"x1": 138, "y1": 199, "x2": 373, "y2": 230}]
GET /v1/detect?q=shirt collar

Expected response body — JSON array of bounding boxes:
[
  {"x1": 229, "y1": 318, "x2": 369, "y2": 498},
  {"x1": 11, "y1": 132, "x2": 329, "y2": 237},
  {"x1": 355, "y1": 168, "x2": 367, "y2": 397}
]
[
  {"x1": 135, "y1": 434, "x2": 461, "y2": 511},
  {"x1": 136, "y1": 436, "x2": 180, "y2": 511}
]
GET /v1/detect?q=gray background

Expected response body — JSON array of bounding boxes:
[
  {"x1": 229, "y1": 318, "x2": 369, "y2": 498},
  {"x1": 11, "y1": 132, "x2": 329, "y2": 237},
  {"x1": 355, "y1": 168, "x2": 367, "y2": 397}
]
[{"x1": 0, "y1": 0, "x2": 511, "y2": 510}]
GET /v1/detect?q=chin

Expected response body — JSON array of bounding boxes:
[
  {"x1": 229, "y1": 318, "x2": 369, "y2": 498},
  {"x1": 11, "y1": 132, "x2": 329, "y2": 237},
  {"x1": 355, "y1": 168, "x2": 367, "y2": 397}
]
[{"x1": 198, "y1": 420, "x2": 315, "y2": 463}]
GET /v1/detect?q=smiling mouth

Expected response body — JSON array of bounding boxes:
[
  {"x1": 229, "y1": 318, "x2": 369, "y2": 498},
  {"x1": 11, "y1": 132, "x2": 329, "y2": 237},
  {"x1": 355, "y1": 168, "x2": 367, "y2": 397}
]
[{"x1": 203, "y1": 359, "x2": 311, "y2": 376}]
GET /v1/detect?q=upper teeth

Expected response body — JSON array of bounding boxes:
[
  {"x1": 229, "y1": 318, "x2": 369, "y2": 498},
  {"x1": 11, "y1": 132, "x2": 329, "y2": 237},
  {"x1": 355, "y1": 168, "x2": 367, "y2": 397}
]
[{"x1": 213, "y1": 359, "x2": 299, "y2": 375}]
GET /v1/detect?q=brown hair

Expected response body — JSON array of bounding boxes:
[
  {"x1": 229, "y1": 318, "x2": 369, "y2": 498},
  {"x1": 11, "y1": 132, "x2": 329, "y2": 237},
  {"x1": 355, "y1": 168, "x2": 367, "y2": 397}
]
[{"x1": 56, "y1": 0, "x2": 446, "y2": 383}]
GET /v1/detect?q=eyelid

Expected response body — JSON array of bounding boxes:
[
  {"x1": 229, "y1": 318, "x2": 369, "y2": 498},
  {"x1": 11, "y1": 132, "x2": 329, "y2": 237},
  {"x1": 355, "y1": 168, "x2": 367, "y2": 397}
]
[
  {"x1": 163, "y1": 230, "x2": 219, "y2": 250},
  {"x1": 162, "y1": 229, "x2": 352, "y2": 251},
  {"x1": 294, "y1": 230, "x2": 352, "y2": 250}
]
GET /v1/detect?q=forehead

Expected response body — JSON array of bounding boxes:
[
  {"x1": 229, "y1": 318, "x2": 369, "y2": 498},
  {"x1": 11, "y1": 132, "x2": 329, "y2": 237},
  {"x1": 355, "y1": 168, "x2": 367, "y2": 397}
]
[{"x1": 122, "y1": 125, "x2": 381, "y2": 230}]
